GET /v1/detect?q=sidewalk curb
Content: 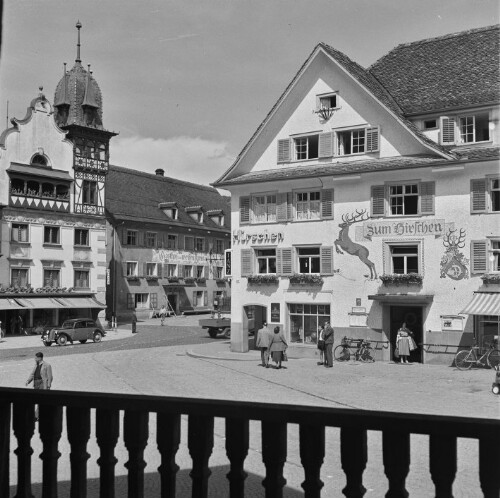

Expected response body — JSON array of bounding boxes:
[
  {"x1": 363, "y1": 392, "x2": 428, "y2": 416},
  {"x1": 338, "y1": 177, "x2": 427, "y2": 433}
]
[{"x1": 186, "y1": 349, "x2": 260, "y2": 361}]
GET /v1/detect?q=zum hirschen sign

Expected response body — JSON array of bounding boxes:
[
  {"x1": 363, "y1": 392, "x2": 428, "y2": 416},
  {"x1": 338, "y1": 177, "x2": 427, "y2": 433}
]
[{"x1": 363, "y1": 219, "x2": 446, "y2": 239}]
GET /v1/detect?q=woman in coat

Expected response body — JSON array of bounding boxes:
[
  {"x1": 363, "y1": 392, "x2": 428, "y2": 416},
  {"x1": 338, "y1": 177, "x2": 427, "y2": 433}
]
[
  {"x1": 396, "y1": 323, "x2": 411, "y2": 364},
  {"x1": 269, "y1": 326, "x2": 288, "y2": 369}
]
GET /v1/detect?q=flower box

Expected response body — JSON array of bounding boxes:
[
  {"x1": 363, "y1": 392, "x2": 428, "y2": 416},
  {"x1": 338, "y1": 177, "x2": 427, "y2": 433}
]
[
  {"x1": 145, "y1": 275, "x2": 159, "y2": 281},
  {"x1": 195, "y1": 277, "x2": 206, "y2": 284},
  {"x1": 481, "y1": 274, "x2": 500, "y2": 284},
  {"x1": 288, "y1": 274, "x2": 324, "y2": 286},
  {"x1": 247, "y1": 275, "x2": 279, "y2": 285},
  {"x1": 380, "y1": 273, "x2": 423, "y2": 285},
  {"x1": 184, "y1": 277, "x2": 196, "y2": 284},
  {"x1": 126, "y1": 275, "x2": 140, "y2": 281},
  {"x1": 167, "y1": 276, "x2": 180, "y2": 283},
  {"x1": 216, "y1": 278, "x2": 228, "y2": 284}
]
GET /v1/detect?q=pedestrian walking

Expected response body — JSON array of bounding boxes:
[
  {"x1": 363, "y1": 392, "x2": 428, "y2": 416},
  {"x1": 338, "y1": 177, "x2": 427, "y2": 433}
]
[
  {"x1": 323, "y1": 321, "x2": 334, "y2": 367},
  {"x1": 25, "y1": 352, "x2": 53, "y2": 421},
  {"x1": 396, "y1": 323, "x2": 412, "y2": 364},
  {"x1": 317, "y1": 324, "x2": 325, "y2": 365},
  {"x1": 269, "y1": 326, "x2": 288, "y2": 369},
  {"x1": 256, "y1": 322, "x2": 271, "y2": 367},
  {"x1": 131, "y1": 313, "x2": 137, "y2": 334},
  {"x1": 159, "y1": 305, "x2": 167, "y2": 325}
]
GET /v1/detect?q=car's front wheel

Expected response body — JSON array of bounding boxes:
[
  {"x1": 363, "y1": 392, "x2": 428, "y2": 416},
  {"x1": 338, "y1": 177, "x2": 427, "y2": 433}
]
[
  {"x1": 93, "y1": 331, "x2": 103, "y2": 343},
  {"x1": 57, "y1": 335, "x2": 68, "y2": 346}
]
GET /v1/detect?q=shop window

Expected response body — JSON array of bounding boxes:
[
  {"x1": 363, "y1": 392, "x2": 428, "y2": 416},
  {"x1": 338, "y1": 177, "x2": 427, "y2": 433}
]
[
  {"x1": 289, "y1": 303, "x2": 331, "y2": 344},
  {"x1": 297, "y1": 247, "x2": 321, "y2": 274},
  {"x1": 195, "y1": 237, "x2": 205, "y2": 252},
  {"x1": 167, "y1": 264, "x2": 177, "y2": 277},
  {"x1": 44, "y1": 226, "x2": 60, "y2": 245},
  {"x1": 43, "y1": 269, "x2": 60, "y2": 287},
  {"x1": 256, "y1": 249, "x2": 276, "y2": 274},
  {"x1": 126, "y1": 262, "x2": 138, "y2": 277},
  {"x1": 475, "y1": 315, "x2": 500, "y2": 341},
  {"x1": 12, "y1": 223, "x2": 29, "y2": 243},
  {"x1": 126, "y1": 230, "x2": 137, "y2": 246},
  {"x1": 74, "y1": 270, "x2": 90, "y2": 289},
  {"x1": 74, "y1": 228, "x2": 89, "y2": 246},
  {"x1": 11, "y1": 268, "x2": 29, "y2": 288},
  {"x1": 135, "y1": 293, "x2": 149, "y2": 309},
  {"x1": 252, "y1": 194, "x2": 277, "y2": 223},
  {"x1": 166, "y1": 234, "x2": 178, "y2": 249},
  {"x1": 295, "y1": 191, "x2": 321, "y2": 220}
]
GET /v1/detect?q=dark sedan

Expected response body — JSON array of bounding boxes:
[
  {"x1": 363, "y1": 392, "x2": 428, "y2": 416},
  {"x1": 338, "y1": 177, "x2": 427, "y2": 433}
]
[{"x1": 42, "y1": 318, "x2": 105, "y2": 346}]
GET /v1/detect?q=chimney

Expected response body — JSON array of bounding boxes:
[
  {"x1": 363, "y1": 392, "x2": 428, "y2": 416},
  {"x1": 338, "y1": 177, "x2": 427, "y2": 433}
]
[{"x1": 155, "y1": 168, "x2": 164, "y2": 176}]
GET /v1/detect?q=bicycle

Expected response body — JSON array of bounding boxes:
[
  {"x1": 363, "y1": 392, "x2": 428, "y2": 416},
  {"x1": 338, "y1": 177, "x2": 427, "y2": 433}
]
[
  {"x1": 334, "y1": 336, "x2": 375, "y2": 363},
  {"x1": 454, "y1": 339, "x2": 500, "y2": 370}
]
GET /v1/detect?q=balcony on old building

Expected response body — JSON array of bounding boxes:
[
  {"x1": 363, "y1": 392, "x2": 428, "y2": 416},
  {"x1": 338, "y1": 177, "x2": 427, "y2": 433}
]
[{"x1": 0, "y1": 387, "x2": 498, "y2": 498}]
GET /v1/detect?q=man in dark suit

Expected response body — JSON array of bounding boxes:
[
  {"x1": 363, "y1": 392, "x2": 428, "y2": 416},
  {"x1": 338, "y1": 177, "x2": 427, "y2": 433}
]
[{"x1": 323, "y1": 321, "x2": 334, "y2": 367}]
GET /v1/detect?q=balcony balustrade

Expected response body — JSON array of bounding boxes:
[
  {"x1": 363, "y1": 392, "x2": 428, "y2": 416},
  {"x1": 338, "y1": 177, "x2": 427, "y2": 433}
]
[
  {"x1": 74, "y1": 155, "x2": 108, "y2": 173},
  {"x1": 0, "y1": 387, "x2": 498, "y2": 498}
]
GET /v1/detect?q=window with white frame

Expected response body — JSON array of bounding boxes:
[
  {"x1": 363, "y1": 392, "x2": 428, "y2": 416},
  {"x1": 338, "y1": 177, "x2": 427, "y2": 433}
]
[
  {"x1": 491, "y1": 179, "x2": 500, "y2": 212},
  {"x1": 44, "y1": 226, "x2": 60, "y2": 245},
  {"x1": 490, "y1": 240, "x2": 500, "y2": 272},
  {"x1": 318, "y1": 93, "x2": 337, "y2": 110},
  {"x1": 297, "y1": 247, "x2": 321, "y2": 273},
  {"x1": 146, "y1": 263, "x2": 158, "y2": 276},
  {"x1": 167, "y1": 234, "x2": 178, "y2": 249},
  {"x1": 12, "y1": 224, "x2": 29, "y2": 243},
  {"x1": 74, "y1": 269, "x2": 90, "y2": 289},
  {"x1": 195, "y1": 237, "x2": 204, "y2": 252},
  {"x1": 145, "y1": 232, "x2": 157, "y2": 248},
  {"x1": 185, "y1": 236, "x2": 194, "y2": 251},
  {"x1": 126, "y1": 230, "x2": 137, "y2": 246},
  {"x1": 390, "y1": 245, "x2": 420, "y2": 274},
  {"x1": 389, "y1": 184, "x2": 419, "y2": 216},
  {"x1": 74, "y1": 228, "x2": 89, "y2": 246},
  {"x1": 256, "y1": 249, "x2": 276, "y2": 274},
  {"x1": 193, "y1": 290, "x2": 207, "y2": 307},
  {"x1": 337, "y1": 128, "x2": 365, "y2": 155},
  {"x1": 126, "y1": 262, "x2": 138, "y2": 277},
  {"x1": 184, "y1": 265, "x2": 193, "y2": 278},
  {"x1": 252, "y1": 194, "x2": 277, "y2": 223},
  {"x1": 135, "y1": 293, "x2": 149, "y2": 309},
  {"x1": 471, "y1": 177, "x2": 500, "y2": 214},
  {"x1": 295, "y1": 191, "x2": 320, "y2": 220},
  {"x1": 43, "y1": 269, "x2": 60, "y2": 287},
  {"x1": 294, "y1": 134, "x2": 319, "y2": 160},
  {"x1": 196, "y1": 266, "x2": 205, "y2": 278},
  {"x1": 11, "y1": 268, "x2": 29, "y2": 287},
  {"x1": 167, "y1": 264, "x2": 177, "y2": 277},
  {"x1": 459, "y1": 113, "x2": 490, "y2": 143}
]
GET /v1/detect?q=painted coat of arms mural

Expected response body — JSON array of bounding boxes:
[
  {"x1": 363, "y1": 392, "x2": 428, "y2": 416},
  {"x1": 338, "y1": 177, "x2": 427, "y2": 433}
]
[{"x1": 440, "y1": 228, "x2": 469, "y2": 280}]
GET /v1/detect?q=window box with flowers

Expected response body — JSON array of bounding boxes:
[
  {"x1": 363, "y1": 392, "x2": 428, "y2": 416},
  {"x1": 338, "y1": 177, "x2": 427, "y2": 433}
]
[
  {"x1": 184, "y1": 277, "x2": 196, "y2": 285},
  {"x1": 380, "y1": 273, "x2": 423, "y2": 285},
  {"x1": 216, "y1": 278, "x2": 229, "y2": 285},
  {"x1": 145, "y1": 275, "x2": 159, "y2": 282},
  {"x1": 288, "y1": 274, "x2": 324, "y2": 286},
  {"x1": 481, "y1": 274, "x2": 500, "y2": 285},
  {"x1": 126, "y1": 275, "x2": 140, "y2": 282},
  {"x1": 167, "y1": 276, "x2": 180, "y2": 283},
  {"x1": 196, "y1": 277, "x2": 206, "y2": 284},
  {"x1": 247, "y1": 274, "x2": 279, "y2": 285}
]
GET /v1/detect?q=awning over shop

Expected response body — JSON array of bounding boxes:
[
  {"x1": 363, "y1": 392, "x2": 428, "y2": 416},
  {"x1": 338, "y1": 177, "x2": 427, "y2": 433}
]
[
  {"x1": 0, "y1": 298, "x2": 25, "y2": 310},
  {"x1": 57, "y1": 297, "x2": 106, "y2": 309},
  {"x1": 368, "y1": 294, "x2": 434, "y2": 304},
  {"x1": 15, "y1": 297, "x2": 66, "y2": 309},
  {"x1": 460, "y1": 292, "x2": 500, "y2": 316}
]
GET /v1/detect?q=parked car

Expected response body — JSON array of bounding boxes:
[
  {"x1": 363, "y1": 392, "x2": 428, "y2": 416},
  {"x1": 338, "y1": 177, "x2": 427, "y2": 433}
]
[{"x1": 42, "y1": 318, "x2": 105, "y2": 346}]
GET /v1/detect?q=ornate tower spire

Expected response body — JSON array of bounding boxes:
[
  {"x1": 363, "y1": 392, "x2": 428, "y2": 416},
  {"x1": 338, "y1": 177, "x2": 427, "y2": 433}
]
[{"x1": 76, "y1": 20, "x2": 82, "y2": 63}]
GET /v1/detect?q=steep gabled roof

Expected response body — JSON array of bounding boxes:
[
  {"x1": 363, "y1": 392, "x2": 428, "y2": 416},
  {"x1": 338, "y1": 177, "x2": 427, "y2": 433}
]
[
  {"x1": 369, "y1": 25, "x2": 500, "y2": 115},
  {"x1": 106, "y1": 165, "x2": 230, "y2": 230},
  {"x1": 213, "y1": 41, "x2": 453, "y2": 186}
]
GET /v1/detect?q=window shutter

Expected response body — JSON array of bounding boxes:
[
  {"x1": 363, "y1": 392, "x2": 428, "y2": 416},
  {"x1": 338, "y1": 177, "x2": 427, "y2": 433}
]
[
  {"x1": 470, "y1": 240, "x2": 488, "y2": 274},
  {"x1": 277, "y1": 247, "x2": 293, "y2": 276},
  {"x1": 318, "y1": 132, "x2": 333, "y2": 158},
  {"x1": 276, "y1": 193, "x2": 289, "y2": 222},
  {"x1": 156, "y1": 264, "x2": 162, "y2": 278},
  {"x1": 142, "y1": 262, "x2": 148, "y2": 277},
  {"x1": 127, "y1": 293, "x2": 134, "y2": 310},
  {"x1": 277, "y1": 138, "x2": 291, "y2": 163},
  {"x1": 204, "y1": 292, "x2": 208, "y2": 306},
  {"x1": 371, "y1": 185, "x2": 386, "y2": 217},
  {"x1": 440, "y1": 117, "x2": 455, "y2": 144},
  {"x1": 204, "y1": 266, "x2": 209, "y2": 278},
  {"x1": 137, "y1": 231, "x2": 144, "y2": 247},
  {"x1": 320, "y1": 246, "x2": 334, "y2": 275},
  {"x1": 122, "y1": 263, "x2": 128, "y2": 277},
  {"x1": 419, "y1": 182, "x2": 435, "y2": 215},
  {"x1": 177, "y1": 235, "x2": 184, "y2": 250},
  {"x1": 241, "y1": 248, "x2": 253, "y2": 276},
  {"x1": 366, "y1": 127, "x2": 380, "y2": 152},
  {"x1": 121, "y1": 227, "x2": 128, "y2": 245},
  {"x1": 470, "y1": 179, "x2": 487, "y2": 213},
  {"x1": 192, "y1": 292, "x2": 198, "y2": 307},
  {"x1": 163, "y1": 263, "x2": 169, "y2": 277},
  {"x1": 321, "y1": 189, "x2": 334, "y2": 219},
  {"x1": 240, "y1": 196, "x2": 250, "y2": 224},
  {"x1": 178, "y1": 265, "x2": 184, "y2": 278}
]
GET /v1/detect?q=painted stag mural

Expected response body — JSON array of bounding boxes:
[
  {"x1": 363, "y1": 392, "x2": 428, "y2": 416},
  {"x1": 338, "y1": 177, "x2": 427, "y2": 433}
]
[
  {"x1": 440, "y1": 227, "x2": 469, "y2": 280},
  {"x1": 334, "y1": 209, "x2": 378, "y2": 280}
]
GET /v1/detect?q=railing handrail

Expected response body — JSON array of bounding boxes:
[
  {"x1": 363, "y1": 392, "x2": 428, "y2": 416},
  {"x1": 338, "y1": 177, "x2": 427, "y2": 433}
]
[{"x1": 1, "y1": 387, "x2": 497, "y2": 438}]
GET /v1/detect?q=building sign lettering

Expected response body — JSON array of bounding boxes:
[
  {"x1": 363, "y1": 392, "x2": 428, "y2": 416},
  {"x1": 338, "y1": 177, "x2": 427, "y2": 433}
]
[
  {"x1": 152, "y1": 249, "x2": 210, "y2": 265},
  {"x1": 363, "y1": 219, "x2": 445, "y2": 239},
  {"x1": 232, "y1": 229, "x2": 284, "y2": 244}
]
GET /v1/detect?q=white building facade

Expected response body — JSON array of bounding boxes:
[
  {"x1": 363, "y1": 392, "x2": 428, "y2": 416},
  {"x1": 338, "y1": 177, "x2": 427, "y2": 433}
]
[{"x1": 214, "y1": 26, "x2": 500, "y2": 364}]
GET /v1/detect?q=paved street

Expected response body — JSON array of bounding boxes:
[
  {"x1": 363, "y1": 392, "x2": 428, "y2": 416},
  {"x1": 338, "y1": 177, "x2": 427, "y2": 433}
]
[{"x1": 1, "y1": 319, "x2": 498, "y2": 497}]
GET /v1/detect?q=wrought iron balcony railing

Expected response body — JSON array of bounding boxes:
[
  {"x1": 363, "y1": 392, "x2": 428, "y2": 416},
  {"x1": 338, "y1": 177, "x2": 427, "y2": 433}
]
[{"x1": 0, "y1": 387, "x2": 498, "y2": 498}]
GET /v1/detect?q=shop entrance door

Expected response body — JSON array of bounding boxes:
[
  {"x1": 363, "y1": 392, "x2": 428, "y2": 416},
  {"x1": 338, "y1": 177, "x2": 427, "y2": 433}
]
[
  {"x1": 390, "y1": 306, "x2": 423, "y2": 363},
  {"x1": 167, "y1": 294, "x2": 177, "y2": 315}
]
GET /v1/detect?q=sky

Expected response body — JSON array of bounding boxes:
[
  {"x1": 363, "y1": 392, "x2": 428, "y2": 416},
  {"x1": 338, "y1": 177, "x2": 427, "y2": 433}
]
[{"x1": 0, "y1": 0, "x2": 499, "y2": 188}]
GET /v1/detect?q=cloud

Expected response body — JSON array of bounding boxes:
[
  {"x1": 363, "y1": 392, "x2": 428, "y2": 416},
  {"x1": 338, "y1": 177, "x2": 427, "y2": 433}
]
[
  {"x1": 158, "y1": 34, "x2": 199, "y2": 43},
  {"x1": 110, "y1": 135, "x2": 234, "y2": 186}
]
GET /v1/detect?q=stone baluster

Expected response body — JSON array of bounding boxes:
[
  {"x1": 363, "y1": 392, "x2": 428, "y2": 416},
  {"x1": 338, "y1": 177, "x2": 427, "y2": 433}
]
[
  {"x1": 429, "y1": 434, "x2": 456, "y2": 498},
  {"x1": 479, "y1": 435, "x2": 500, "y2": 498},
  {"x1": 261, "y1": 420, "x2": 287, "y2": 498},
  {"x1": 299, "y1": 423, "x2": 325, "y2": 498},
  {"x1": 225, "y1": 417, "x2": 249, "y2": 498},
  {"x1": 38, "y1": 404, "x2": 63, "y2": 498},
  {"x1": 382, "y1": 431, "x2": 410, "y2": 498},
  {"x1": 340, "y1": 427, "x2": 367, "y2": 498},
  {"x1": 13, "y1": 402, "x2": 35, "y2": 498},
  {"x1": 0, "y1": 400, "x2": 11, "y2": 498},
  {"x1": 188, "y1": 414, "x2": 214, "y2": 498},
  {"x1": 124, "y1": 410, "x2": 149, "y2": 498},
  {"x1": 67, "y1": 406, "x2": 91, "y2": 498},
  {"x1": 157, "y1": 412, "x2": 181, "y2": 498},
  {"x1": 96, "y1": 409, "x2": 119, "y2": 498}
]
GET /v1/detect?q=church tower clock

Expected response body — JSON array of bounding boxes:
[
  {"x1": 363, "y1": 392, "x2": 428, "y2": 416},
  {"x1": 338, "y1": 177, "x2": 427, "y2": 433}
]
[{"x1": 53, "y1": 21, "x2": 117, "y2": 217}]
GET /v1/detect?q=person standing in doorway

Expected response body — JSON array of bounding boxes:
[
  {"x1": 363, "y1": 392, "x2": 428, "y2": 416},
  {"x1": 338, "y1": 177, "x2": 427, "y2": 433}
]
[
  {"x1": 26, "y1": 352, "x2": 53, "y2": 421},
  {"x1": 256, "y1": 322, "x2": 271, "y2": 367},
  {"x1": 396, "y1": 323, "x2": 411, "y2": 364},
  {"x1": 323, "y1": 321, "x2": 335, "y2": 367}
]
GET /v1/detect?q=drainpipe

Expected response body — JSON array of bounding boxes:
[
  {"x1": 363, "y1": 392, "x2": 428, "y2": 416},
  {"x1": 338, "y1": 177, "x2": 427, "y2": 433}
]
[{"x1": 112, "y1": 221, "x2": 124, "y2": 329}]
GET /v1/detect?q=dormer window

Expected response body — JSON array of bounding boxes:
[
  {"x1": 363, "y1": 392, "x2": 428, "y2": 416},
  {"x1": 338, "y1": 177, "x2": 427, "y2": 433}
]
[
  {"x1": 207, "y1": 210, "x2": 225, "y2": 226},
  {"x1": 186, "y1": 206, "x2": 203, "y2": 223},
  {"x1": 159, "y1": 202, "x2": 178, "y2": 220}
]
